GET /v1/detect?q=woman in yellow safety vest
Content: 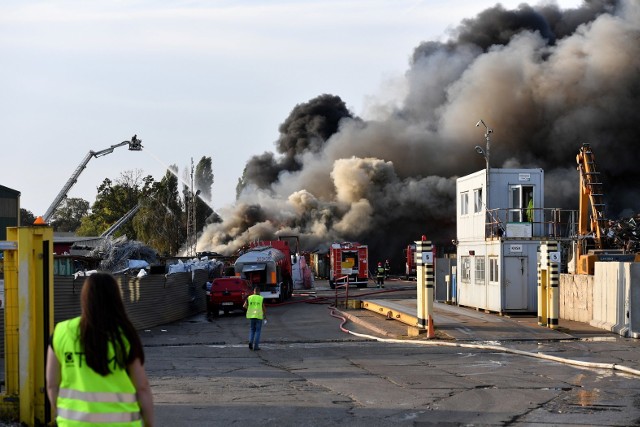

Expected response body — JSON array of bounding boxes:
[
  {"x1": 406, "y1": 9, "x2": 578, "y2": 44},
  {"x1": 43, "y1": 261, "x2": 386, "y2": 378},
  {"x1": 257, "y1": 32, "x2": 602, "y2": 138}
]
[{"x1": 46, "y1": 272, "x2": 154, "y2": 426}]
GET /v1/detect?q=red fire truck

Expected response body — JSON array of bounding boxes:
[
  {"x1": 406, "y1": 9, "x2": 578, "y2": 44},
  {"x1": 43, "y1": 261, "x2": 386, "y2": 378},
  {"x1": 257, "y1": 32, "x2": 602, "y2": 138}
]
[
  {"x1": 404, "y1": 243, "x2": 417, "y2": 280},
  {"x1": 328, "y1": 242, "x2": 369, "y2": 289},
  {"x1": 233, "y1": 239, "x2": 294, "y2": 302},
  {"x1": 405, "y1": 236, "x2": 437, "y2": 280}
]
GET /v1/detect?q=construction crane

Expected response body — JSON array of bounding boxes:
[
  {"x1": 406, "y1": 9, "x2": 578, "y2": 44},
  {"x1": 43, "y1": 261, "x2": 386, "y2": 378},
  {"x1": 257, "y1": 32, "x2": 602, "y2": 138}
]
[
  {"x1": 42, "y1": 135, "x2": 143, "y2": 223},
  {"x1": 574, "y1": 143, "x2": 638, "y2": 274},
  {"x1": 576, "y1": 143, "x2": 606, "y2": 249}
]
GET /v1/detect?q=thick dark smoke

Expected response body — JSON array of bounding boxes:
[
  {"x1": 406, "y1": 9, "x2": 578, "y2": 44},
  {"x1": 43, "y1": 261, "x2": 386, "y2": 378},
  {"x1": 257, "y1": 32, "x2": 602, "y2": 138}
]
[
  {"x1": 237, "y1": 94, "x2": 354, "y2": 191},
  {"x1": 199, "y1": 0, "x2": 640, "y2": 271}
]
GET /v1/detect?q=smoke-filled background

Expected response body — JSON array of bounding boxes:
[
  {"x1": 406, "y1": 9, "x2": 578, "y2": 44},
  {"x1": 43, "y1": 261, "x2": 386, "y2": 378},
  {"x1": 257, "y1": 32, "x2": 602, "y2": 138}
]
[{"x1": 197, "y1": 0, "x2": 640, "y2": 270}]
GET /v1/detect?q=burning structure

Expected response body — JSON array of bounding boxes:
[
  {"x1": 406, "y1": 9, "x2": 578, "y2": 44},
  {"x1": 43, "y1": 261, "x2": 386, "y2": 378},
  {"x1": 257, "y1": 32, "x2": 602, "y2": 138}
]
[{"x1": 196, "y1": 0, "x2": 640, "y2": 268}]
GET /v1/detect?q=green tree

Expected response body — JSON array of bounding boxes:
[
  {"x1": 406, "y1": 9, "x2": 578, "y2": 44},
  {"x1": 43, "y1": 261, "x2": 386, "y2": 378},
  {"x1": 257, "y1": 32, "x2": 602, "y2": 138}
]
[
  {"x1": 20, "y1": 208, "x2": 36, "y2": 226},
  {"x1": 50, "y1": 197, "x2": 90, "y2": 232},
  {"x1": 133, "y1": 166, "x2": 185, "y2": 255},
  {"x1": 77, "y1": 170, "x2": 147, "y2": 238},
  {"x1": 194, "y1": 156, "x2": 214, "y2": 228}
]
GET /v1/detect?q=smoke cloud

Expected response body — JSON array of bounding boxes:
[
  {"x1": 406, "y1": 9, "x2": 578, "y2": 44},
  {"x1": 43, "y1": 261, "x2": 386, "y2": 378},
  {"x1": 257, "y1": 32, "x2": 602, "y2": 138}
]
[{"x1": 198, "y1": 0, "x2": 640, "y2": 268}]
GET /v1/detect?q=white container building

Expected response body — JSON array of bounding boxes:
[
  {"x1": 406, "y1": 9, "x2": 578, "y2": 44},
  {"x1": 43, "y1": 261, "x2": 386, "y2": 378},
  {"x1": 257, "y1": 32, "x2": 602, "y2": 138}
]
[{"x1": 456, "y1": 168, "x2": 576, "y2": 313}]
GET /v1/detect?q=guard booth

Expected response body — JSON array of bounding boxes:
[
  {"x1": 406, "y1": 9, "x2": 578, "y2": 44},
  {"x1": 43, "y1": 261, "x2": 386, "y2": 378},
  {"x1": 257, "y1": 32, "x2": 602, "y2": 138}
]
[{"x1": 455, "y1": 168, "x2": 575, "y2": 313}]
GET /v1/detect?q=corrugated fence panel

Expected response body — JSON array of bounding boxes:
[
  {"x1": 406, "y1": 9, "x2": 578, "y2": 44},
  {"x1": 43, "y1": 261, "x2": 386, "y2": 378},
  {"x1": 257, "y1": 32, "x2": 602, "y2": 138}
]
[{"x1": 0, "y1": 271, "x2": 208, "y2": 358}]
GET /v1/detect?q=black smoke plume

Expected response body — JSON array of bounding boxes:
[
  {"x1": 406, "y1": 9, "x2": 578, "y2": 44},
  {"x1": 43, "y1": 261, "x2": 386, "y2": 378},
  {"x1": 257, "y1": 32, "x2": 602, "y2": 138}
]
[{"x1": 199, "y1": 0, "x2": 640, "y2": 272}]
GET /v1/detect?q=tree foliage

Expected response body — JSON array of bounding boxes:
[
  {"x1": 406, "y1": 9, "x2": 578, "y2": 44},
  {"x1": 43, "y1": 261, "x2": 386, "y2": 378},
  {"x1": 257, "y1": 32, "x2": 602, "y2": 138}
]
[
  {"x1": 133, "y1": 166, "x2": 185, "y2": 256},
  {"x1": 77, "y1": 170, "x2": 150, "y2": 238},
  {"x1": 50, "y1": 197, "x2": 90, "y2": 232},
  {"x1": 20, "y1": 208, "x2": 36, "y2": 226},
  {"x1": 194, "y1": 156, "x2": 214, "y2": 228}
]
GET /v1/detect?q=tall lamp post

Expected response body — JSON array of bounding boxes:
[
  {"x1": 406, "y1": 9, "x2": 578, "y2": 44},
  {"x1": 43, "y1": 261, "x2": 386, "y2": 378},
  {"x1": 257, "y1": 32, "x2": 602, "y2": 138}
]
[{"x1": 475, "y1": 120, "x2": 493, "y2": 234}]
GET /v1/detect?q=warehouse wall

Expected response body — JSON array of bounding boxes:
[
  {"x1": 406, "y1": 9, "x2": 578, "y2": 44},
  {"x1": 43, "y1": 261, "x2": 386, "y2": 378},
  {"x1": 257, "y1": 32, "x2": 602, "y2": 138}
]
[{"x1": 0, "y1": 270, "x2": 208, "y2": 358}]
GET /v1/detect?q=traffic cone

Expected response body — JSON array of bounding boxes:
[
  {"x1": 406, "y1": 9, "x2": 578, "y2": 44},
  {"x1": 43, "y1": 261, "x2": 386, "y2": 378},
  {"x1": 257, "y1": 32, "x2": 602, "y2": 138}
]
[{"x1": 427, "y1": 314, "x2": 435, "y2": 339}]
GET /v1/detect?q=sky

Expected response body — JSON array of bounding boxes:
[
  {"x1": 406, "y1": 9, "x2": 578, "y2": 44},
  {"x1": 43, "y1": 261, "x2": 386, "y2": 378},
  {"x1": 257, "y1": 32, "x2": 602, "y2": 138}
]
[{"x1": 0, "y1": 0, "x2": 585, "y2": 218}]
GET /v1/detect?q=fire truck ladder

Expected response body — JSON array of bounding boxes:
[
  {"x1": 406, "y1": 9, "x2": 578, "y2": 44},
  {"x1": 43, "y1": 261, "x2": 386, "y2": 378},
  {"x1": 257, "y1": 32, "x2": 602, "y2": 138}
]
[{"x1": 576, "y1": 143, "x2": 606, "y2": 249}]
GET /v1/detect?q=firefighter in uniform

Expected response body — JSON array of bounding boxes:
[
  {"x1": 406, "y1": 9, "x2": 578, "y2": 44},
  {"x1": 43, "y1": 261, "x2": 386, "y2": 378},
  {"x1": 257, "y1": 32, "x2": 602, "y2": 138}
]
[{"x1": 376, "y1": 262, "x2": 385, "y2": 288}]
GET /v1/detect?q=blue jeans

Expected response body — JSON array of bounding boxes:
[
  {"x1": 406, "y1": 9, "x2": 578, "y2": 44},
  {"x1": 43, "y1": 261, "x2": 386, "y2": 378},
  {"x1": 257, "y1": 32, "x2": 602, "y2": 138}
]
[{"x1": 249, "y1": 318, "x2": 263, "y2": 348}]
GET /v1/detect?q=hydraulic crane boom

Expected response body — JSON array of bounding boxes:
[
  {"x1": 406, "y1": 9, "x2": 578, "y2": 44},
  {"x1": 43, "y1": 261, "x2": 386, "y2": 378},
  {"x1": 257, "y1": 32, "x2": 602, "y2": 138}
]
[
  {"x1": 576, "y1": 143, "x2": 606, "y2": 250},
  {"x1": 42, "y1": 135, "x2": 143, "y2": 222}
]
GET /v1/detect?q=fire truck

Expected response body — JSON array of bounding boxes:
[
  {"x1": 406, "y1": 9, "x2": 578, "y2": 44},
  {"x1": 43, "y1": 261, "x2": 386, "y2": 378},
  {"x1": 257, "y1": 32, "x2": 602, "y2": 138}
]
[
  {"x1": 404, "y1": 243, "x2": 417, "y2": 280},
  {"x1": 233, "y1": 239, "x2": 295, "y2": 302},
  {"x1": 404, "y1": 237, "x2": 437, "y2": 280},
  {"x1": 328, "y1": 242, "x2": 369, "y2": 289}
]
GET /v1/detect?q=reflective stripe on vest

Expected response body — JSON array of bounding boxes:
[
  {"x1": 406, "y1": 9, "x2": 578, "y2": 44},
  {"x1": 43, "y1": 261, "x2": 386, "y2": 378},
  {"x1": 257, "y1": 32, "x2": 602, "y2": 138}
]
[
  {"x1": 59, "y1": 387, "x2": 138, "y2": 403},
  {"x1": 246, "y1": 294, "x2": 264, "y2": 319},
  {"x1": 57, "y1": 407, "x2": 141, "y2": 423}
]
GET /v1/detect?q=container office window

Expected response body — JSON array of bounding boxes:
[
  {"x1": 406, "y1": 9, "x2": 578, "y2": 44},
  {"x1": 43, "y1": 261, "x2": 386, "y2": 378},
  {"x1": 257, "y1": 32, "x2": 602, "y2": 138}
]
[
  {"x1": 474, "y1": 256, "x2": 485, "y2": 283},
  {"x1": 473, "y1": 188, "x2": 482, "y2": 213},
  {"x1": 460, "y1": 192, "x2": 469, "y2": 216},
  {"x1": 461, "y1": 256, "x2": 471, "y2": 283},
  {"x1": 489, "y1": 257, "x2": 499, "y2": 283}
]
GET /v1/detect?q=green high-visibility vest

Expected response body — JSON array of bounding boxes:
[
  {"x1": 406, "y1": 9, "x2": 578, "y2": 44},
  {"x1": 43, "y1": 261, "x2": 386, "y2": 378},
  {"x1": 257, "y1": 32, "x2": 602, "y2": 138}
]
[
  {"x1": 52, "y1": 317, "x2": 142, "y2": 427},
  {"x1": 246, "y1": 294, "x2": 264, "y2": 319}
]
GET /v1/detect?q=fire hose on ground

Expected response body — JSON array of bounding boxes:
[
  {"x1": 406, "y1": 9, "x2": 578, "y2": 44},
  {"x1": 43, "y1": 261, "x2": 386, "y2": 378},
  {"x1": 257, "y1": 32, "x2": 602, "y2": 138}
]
[
  {"x1": 327, "y1": 307, "x2": 640, "y2": 378},
  {"x1": 266, "y1": 287, "x2": 640, "y2": 377}
]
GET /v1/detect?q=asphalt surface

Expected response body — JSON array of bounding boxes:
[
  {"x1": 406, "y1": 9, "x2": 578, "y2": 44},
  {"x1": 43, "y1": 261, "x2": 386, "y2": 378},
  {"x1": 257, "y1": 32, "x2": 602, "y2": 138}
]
[
  {"x1": 2, "y1": 278, "x2": 639, "y2": 426},
  {"x1": 330, "y1": 280, "x2": 640, "y2": 376}
]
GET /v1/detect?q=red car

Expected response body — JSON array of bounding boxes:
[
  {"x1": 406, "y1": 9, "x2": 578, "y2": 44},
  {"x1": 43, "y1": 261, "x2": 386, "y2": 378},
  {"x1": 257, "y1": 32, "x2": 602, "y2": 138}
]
[{"x1": 208, "y1": 277, "x2": 253, "y2": 318}]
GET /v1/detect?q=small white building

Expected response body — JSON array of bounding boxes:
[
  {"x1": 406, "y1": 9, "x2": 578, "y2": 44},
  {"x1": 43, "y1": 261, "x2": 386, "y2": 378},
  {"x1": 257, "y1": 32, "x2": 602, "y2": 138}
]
[{"x1": 456, "y1": 168, "x2": 575, "y2": 313}]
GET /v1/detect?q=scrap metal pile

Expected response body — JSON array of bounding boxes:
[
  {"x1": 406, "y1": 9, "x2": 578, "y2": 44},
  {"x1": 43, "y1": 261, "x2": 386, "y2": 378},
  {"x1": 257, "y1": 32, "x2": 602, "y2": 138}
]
[
  {"x1": 603, "y1": 214, "x2": 640, "y2": 253},
  {"x1": 88, "y1": 235, "x2": 158, "y2": 273}
]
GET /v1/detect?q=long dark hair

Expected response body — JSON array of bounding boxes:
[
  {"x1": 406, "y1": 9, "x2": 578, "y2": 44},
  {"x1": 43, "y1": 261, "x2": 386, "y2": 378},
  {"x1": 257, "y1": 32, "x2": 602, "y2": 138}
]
[{"x1": 79, "y1": 272, "x2": 144, "y2": 376}]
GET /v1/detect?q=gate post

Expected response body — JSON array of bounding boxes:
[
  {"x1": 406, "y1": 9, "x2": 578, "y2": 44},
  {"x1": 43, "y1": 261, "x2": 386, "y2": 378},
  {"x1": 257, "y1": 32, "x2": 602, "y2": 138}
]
[{"x1": 1, "y1": 223, "x2": 54, "y2": 426}]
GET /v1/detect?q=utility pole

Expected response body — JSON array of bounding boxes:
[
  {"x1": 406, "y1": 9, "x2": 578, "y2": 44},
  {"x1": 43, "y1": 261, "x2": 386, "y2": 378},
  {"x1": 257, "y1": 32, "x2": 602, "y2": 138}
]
[{"x1": 185, "y1": 158, "x2": 198, "y2": 257}]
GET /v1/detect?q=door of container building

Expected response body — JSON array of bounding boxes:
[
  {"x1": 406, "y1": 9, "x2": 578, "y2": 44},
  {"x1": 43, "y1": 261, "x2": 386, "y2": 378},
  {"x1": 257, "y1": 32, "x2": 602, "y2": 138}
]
[
  {"x1": 503, "y1": 256, "x2": 528, "y2": 310},
  {"x1": 509, "y1": 185, "x2": 534, "y2": 222}
]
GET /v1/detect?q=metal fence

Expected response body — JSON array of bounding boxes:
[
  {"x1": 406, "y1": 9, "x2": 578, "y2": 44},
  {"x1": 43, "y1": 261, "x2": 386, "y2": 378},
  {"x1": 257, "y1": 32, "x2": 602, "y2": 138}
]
[{"x1": 0, "y1": 270, "x2": 208, "y2": 358}]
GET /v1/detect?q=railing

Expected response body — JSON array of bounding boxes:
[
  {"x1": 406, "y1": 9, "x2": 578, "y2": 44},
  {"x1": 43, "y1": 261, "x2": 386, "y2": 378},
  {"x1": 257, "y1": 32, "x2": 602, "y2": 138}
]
[
  {"x1": 333, "y1": 275, "x2": 350, "y2": 308},
  {"x1": 485, "y1": 208, "x2": 579, "y2": 240}
]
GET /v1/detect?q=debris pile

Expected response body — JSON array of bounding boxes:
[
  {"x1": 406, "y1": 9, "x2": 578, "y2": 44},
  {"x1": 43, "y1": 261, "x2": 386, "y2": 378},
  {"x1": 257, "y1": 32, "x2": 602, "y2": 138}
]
[
  {"x1": 603, "y1": 214, "x2": 640, "y2": 253},
  {"x1": 88, "y1": 235, "x2": 159, "y2": 273}
]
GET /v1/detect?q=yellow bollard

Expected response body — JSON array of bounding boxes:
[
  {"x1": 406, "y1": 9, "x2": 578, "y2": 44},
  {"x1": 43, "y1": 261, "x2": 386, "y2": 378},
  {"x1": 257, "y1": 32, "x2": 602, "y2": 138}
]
[
  {"x1": 546, "y1": 241, "x2": 560, "y2": 330},
  {"x1": 415, "y1": 236, "x2": 433, "y2": 329},
  {"x1": 1, "y1": 224, "x2": 54, "y2": 426}
]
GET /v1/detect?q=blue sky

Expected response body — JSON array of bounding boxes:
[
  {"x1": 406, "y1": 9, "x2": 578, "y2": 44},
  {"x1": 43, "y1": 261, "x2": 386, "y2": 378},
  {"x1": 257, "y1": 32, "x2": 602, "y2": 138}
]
[{"x1": 0, "y1": 0, "x2": 583, "y2": 217}]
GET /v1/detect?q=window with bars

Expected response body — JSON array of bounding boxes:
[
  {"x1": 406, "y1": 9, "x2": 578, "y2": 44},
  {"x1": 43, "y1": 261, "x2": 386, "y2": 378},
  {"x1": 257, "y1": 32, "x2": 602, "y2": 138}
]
[
  {"x1": 475, "y1": 256, "x2": 485, "y2": 283},
  {"x1": 461, "y1": 256, "x2": 471, "y2": 283}
]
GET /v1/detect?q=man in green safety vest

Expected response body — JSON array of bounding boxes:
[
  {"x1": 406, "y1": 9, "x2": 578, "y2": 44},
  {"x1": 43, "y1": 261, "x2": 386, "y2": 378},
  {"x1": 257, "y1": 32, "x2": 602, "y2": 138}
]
[{"x1": 243, "y1": 286, "x2": 266, "y2": 350}]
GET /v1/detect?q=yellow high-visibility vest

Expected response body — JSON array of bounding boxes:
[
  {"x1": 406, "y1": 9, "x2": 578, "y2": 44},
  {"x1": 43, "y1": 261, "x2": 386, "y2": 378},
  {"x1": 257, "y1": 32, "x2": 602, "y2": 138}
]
[
  {"x1": 246, "y1": 294, "x2": 264, "y2": 319},
  {"x1": 52, "y1": 317, "x2": 142, "y2": 426}
]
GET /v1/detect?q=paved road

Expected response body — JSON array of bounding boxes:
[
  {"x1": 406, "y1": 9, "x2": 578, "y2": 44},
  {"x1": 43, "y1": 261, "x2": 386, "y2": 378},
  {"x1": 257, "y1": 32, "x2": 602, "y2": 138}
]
[
  {"x1": 143, "y1": 283, "x2": 640, "y2": 426},
  {"x1": 3, "y1": 281, "x2": 638, "y2": 426}
]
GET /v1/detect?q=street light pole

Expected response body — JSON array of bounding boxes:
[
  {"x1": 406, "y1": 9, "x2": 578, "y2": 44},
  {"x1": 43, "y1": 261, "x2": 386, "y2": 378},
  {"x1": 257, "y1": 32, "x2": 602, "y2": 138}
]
[{"x1": 475, "y1": 120, "x2": 493, "y2": 235}]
